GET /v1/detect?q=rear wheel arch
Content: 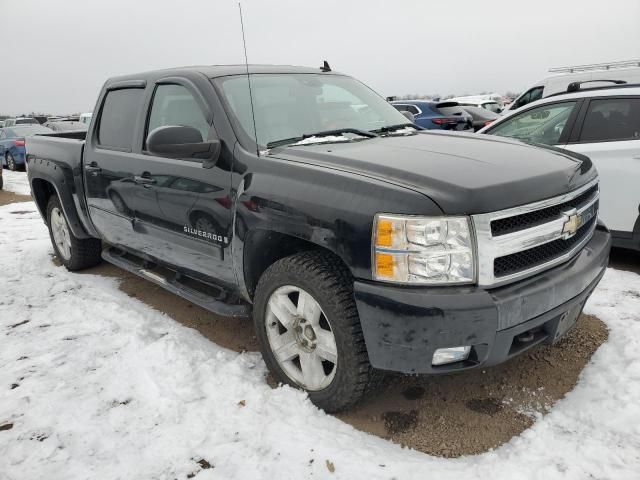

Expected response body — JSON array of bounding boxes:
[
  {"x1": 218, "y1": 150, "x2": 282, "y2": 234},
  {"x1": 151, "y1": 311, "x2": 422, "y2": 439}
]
[{"x1": 31, "y1": 178, "x2": 57, "y2": 221}]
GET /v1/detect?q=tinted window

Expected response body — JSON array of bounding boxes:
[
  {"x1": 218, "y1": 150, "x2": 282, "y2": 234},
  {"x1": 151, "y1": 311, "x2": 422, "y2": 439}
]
[
  {"x1": 98, "y1": 88, "x2": 145, "y2": 150},
  {"x1": 147, "y1": 84, "x2": 209, "y2": 143},
  {"x1": 579, "y1": 98, "x2": 640, "y2": 142},
  {"x1": 514, "y1": 87, "x2": 544, "y2": 109},
  {"x1": 488, "y1": 101, "x2": 576, "y2": 145},
  {"x1": 393, "y1": 104, "x2": 420, "y2": 115}
]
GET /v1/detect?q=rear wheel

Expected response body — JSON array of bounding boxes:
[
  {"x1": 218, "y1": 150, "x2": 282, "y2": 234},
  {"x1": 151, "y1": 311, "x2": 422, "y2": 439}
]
[
  {"x1": 6, "y1": 153, "x2": 17, "y2": 171},
  {"x1": 46, "y1": 196, "x2": 102, "y2": 271},
  {"x1": 254, "y1": 251, "x2": 375, "y2": 412}
]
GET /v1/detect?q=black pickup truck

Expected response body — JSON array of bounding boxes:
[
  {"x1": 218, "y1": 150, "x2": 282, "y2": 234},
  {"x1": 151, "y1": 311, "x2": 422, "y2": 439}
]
[{"x1": 27, "y1": 65, "x2": 610, "y2": 412}]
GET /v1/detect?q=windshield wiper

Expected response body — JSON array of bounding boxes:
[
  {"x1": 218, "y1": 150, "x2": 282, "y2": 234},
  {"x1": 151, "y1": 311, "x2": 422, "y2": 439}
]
[
  {"x1": 266, "y1": 128, "x2": 378, "y2": 149},
  {"x1": 371, "y1": 123, "x2": 421, "y2": 134}
]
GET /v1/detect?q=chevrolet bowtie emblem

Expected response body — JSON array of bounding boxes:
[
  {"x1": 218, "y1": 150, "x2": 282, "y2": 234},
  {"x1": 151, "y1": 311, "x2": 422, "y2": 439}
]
[{"x1": 561, "y1": 208, "x2": 582, "y2": 239}]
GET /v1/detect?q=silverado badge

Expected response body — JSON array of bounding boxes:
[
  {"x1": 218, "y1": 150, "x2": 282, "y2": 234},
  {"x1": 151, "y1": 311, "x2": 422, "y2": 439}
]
[{"x1": 561, "y1": 209, "x2": 581, "y2": 239}]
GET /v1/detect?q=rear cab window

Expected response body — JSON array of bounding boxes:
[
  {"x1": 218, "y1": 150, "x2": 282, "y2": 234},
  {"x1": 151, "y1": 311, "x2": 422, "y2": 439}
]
[
  {"x1": 97, "y1": 88, "x2": 145, "y2": 151},
  {"x1": 578, "y1": 97, "x2": 640, "y2": 143}
]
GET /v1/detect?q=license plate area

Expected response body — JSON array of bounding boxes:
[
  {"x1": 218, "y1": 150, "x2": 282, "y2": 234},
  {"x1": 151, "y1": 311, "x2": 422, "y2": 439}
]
[{"x1": 551, "y1": 301, "x2": 584, "y2": 344}]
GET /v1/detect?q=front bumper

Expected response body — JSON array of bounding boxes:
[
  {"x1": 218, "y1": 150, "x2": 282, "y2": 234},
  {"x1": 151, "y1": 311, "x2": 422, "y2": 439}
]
[{"x1": 354, "y1": 227, "x2": 611, "y2": 374}]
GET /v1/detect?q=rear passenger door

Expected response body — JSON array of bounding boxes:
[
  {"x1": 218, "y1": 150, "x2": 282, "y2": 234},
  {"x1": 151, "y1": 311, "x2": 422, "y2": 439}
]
[{"x1": 564, "y1": 96, "x2": 640, "y2": 234}]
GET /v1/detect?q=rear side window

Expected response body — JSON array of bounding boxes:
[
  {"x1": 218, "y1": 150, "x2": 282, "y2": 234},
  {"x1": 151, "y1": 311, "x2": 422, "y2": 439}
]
[
  {"x1": 147, "y1": 84, "x2": 209, "y2": 143},
  {"x1": 579, "y1": 98, "x2": 640, "y2": 142},
  {"x1": 98, "y1": 88, "x2": 144, "y2": 150}
]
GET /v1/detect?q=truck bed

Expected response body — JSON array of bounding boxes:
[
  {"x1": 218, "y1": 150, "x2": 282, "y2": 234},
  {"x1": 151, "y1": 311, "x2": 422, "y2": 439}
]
[{"x1": 26, "y1": 131, "x2": 86, "y2": 170}]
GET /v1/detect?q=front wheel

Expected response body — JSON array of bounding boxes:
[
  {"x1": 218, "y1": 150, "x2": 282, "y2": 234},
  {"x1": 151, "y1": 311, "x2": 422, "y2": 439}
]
[
  {"x1": 254, "y1": 251, "x2": 375, "y2": 412},
  {"x1": 46, "y1": 196, "x2": 102, "y2": 271}
]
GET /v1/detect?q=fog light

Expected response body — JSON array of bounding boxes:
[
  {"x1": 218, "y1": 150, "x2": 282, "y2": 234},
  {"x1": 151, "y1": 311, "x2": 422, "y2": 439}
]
[{"x1": 432, "y1": 346, "x2": 471, "y2": 366}]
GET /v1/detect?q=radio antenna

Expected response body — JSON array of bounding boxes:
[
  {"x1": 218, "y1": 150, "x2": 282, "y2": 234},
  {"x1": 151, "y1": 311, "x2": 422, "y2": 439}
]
[{"x1": 238, "y1": 2, "x2": 259, "y2": 157}]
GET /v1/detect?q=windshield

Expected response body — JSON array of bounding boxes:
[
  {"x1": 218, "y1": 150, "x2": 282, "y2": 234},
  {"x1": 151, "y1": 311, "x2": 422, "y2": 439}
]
[
  {"x1": 481, "y1": 102, "x2": 501, "y2": 113},
  {"x1": 215, "y1": 73, "x2": 410, "y2": 148}
]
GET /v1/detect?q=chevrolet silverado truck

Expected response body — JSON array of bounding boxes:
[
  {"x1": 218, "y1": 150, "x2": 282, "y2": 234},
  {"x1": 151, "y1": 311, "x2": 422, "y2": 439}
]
[{"x1": 26, "y1": 65, "x2": 611, "y2": 412}]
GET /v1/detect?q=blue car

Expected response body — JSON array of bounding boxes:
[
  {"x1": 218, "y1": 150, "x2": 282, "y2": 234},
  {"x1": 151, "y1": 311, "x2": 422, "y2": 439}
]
[
  {"x1": 0, "y1": 125, "x2": 53, "y2": 170},
  {"x1": 391, "y1": 100, "x2": 472, "y2": 131}
]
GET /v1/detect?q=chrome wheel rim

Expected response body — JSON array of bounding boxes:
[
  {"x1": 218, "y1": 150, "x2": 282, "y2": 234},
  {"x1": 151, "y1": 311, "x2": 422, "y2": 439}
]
[
  {"x1": 265, "y1": 285, "x2": 338, "y2": 391},
  {"x1": 51, "y1": 207, "x2": 71, "y2": 260},
  {"x1": 7, "y1": 155, "x2": 15, "y2": 170}
]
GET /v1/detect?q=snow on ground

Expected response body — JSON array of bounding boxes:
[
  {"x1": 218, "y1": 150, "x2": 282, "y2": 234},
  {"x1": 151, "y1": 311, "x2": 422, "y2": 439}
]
[
  {"x1": 1, "y1": 200, "x2": 639, "y2": 480},
  {"x1": 1, "y1": 169, "x2": 31, "y2": 196}
]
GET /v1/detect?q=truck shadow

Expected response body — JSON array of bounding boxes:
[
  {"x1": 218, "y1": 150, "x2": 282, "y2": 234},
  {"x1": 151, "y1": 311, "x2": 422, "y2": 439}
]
[{"x1": 80, "y1": 261, "x2": 608, "y2": 458}]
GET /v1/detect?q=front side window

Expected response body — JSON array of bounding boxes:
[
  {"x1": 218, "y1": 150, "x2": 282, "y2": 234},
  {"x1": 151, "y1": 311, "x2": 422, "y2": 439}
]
[
  {"x1": 147, "y1": 84, "x2": 210, "y2": 143},
  {"x1": 579, "y1": 98, "x2": 640, "y2": 143},
  {"x1": 98, "y1": 88, "x2": 145, "y2": 150},
  {"x1": 215, "y1": 74, "x2": 410, "y2": 147},
  {"x1": 488, "y1": 101, "x2": 576, "y2": 145}
]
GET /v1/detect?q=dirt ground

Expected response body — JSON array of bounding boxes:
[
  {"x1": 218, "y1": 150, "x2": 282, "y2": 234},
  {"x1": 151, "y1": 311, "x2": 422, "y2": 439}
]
[
  {"x1": 7, "y1": 190, "x2": 640, "y2": 457},
  {"x1": 0, "y1": 189, "x2": 31, "y2": 206}
]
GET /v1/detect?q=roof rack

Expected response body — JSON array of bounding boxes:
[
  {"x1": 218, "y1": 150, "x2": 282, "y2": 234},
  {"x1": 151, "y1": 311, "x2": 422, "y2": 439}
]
[
  {"x1": 549, "y1": 59, "x2": 640, "y2": 74},
  {"x1": 566, "y1": 79, "x2": 626, "y2": 92},
  {"x1": 546, "y1": 82, "x2": 640, "y2": 99}
]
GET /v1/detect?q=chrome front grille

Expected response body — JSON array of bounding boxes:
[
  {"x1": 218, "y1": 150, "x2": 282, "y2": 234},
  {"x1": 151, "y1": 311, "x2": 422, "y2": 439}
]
[{"x1": 472, "y1": 179, "x2": 599, "y2": 287}]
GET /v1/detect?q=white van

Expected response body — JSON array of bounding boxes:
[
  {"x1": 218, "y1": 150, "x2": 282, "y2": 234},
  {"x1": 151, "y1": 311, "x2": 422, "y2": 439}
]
[{"x1": 503, "y1": 59, "x2": 640, "y2": 114}]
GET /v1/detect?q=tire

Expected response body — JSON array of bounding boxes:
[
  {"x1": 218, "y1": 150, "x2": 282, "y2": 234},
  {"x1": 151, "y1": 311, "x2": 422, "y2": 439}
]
[
  {"x1": 6, "y1": 153, "x2": 17, "y2": 171},
  {"x1": 0, "y1": 174, "x2": 3, "y2": 190},
  {"x1": 254, "y1": 251, "x2": 375, "y2": 412},
  {"x1": 46, "y1": 195, "x2": 102, "y2": 271}
]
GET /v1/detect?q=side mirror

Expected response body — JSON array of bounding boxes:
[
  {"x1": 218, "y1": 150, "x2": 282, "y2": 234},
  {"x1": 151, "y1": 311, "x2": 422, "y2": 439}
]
[
  {"x1": 401, "y1": 110, "x2": 416, "y2": 123},
  {"x1": 147, "y1": 125, "x2": 220, "y2": 166}
]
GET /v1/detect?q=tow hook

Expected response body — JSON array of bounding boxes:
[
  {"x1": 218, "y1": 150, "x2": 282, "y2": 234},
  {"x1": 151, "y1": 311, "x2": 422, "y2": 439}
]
[{"x1": 516, "y1": 330, "x2": 535, "y2": 343}]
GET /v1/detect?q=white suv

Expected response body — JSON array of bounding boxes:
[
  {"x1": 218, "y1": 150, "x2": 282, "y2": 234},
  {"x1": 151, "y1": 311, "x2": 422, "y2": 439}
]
[{"x1": 479, "y1": 84, "x2": 640, "y2": 251}]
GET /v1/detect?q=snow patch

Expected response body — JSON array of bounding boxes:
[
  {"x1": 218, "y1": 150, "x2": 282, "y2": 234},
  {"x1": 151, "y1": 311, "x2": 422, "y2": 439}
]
[
  {"x1": 1, "y1": 169, "x2": 31, "y2": 196},
  {"x1": 0, "y1": 200, "x2": 639, "y2": 479}
]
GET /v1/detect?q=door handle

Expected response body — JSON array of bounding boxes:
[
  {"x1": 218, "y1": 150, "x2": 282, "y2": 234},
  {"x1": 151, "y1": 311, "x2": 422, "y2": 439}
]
[
  {"x1": 133, "y1": 175, "x2": 156, "y2": 185},
  {"x1": 85, "y1": 163, "x2": 101, "y2": 173}
]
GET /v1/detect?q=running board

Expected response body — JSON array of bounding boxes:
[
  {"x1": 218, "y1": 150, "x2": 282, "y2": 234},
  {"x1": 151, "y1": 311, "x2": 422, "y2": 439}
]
[{"x1": 102, "y1": 247, "x2": 251, "y2": 319}]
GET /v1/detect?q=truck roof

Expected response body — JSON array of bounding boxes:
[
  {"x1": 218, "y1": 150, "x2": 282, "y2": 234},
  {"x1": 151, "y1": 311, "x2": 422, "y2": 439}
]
[{"x1": 105, "y1": 64, "x2": 344, "y2": 86}]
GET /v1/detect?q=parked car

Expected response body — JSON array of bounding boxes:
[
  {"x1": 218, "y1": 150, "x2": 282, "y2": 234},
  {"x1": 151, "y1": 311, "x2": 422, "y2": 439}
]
[
  {"x1": 456, "y1": 105, "x2": 500, "y2": 131},
  {"x1": 503, "y1": 59, "x2": 640, "y2": 114},
  {"x1": 449, "y1": 96, "x2": 503, "y2": 113},
  {"x1": 391, "y1": 100, "x2": 472, "y2": 130},
  {"x1": 79, "y1": 112, "x2": 92, "y2": 126},
  {"x1": 0, "y1": 121, "x2": 5, "y2": 128},
  {"x1": 479, "y1": 82, "x2": 640, "y2": 251},
  {"x1": 44, "y1": 121, "x2": 88, "y2": 132},
  {"x1": 0, "y1": 125, "x2": 53, "y2": 170},
  {"x1": 27, "y1": 64, "x2": 609, "y2": 412},
  {"x1": 4, "y1": 117, "x2": 40, "y2": 127}
]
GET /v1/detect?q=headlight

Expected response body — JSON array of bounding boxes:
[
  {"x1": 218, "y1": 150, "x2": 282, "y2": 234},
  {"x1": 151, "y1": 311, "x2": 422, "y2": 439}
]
[{"x1": 373, "y1": 214, "x2": 475, "y2": 284}]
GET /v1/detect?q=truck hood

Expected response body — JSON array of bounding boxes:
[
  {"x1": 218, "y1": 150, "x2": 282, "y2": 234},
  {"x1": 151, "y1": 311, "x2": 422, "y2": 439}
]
[{"x1": 270, "y1": 131, "x2": 596, "y2": 214}]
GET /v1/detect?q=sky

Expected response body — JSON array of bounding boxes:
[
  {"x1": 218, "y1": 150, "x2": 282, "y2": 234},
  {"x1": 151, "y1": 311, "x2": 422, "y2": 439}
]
[{"x1": 1, "y1": 0, "x2": 639, "y2": 115}]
